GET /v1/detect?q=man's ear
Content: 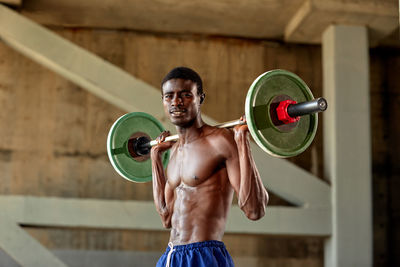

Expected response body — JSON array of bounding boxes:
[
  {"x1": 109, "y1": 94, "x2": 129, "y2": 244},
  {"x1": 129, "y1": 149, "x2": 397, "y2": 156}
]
[{"x1": 200, "y1": 93, "x2": 205, "y2": 104}]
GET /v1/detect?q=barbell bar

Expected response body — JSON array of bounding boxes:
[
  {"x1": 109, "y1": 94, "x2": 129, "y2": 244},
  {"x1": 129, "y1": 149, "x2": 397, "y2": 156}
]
[
  {"x1": 133, "y1": 97, "x2": 327, "y2": 156},
  {"x1": 107, "y1": 69, "x2": 328, "y2": 182}
]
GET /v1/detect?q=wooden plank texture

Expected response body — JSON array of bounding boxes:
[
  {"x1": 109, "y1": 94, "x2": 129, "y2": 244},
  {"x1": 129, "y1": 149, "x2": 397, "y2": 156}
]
[{"x1": 0, "y1": 5, "x2": 330, "y2": 207}]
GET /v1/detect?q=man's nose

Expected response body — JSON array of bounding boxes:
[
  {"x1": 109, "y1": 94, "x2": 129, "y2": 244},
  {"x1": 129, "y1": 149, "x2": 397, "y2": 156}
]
[{"x1": 171, "y1": 95, "x2": 183, "y2": 106}]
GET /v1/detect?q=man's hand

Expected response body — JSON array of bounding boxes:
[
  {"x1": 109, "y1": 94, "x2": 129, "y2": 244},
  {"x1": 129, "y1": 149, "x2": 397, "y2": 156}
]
[
  {"x1": 151, "y1": 131, "x2": 175, "y2": 153},
  {"x1": 233, "y1": 116, "x2": 249, "y2": 142}
]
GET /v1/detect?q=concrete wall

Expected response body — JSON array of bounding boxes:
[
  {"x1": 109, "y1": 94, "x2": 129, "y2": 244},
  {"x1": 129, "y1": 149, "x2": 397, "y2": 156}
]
[
  {"x1": 0, "y1": 27, "x2": 398, "y2": 266},
  {"x1": 369, "y1": 47, "x2": 400, "y2": 267}
]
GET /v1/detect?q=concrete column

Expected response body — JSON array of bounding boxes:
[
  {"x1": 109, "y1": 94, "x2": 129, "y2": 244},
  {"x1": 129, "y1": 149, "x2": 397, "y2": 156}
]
[{"x1": 322, "y1": 25, "x2": 372, "y2": 267}]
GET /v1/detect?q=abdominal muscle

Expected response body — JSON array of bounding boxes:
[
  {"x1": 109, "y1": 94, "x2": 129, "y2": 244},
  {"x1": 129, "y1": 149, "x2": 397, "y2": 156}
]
[{"x1": 169, "y1": 172, "x2": 234, "y2": 245}]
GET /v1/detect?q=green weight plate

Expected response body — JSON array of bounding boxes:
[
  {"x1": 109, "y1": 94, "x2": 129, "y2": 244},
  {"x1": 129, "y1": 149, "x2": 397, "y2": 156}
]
[
  {"x1": 107, "y1": 112, "x2": 169, "y2": 182},
  {"x1": 245, "y1": 69, "x2": 318, "y2": 158}
]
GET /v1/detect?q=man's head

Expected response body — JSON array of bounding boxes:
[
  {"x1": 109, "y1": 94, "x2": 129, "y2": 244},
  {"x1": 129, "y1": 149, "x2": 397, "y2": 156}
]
[
  {"x1": 161, "y1": 67, "x2": 205, "y2": 127},
  {"x1": 161, "y1": 67, "x2": 204, "y2": 102}
]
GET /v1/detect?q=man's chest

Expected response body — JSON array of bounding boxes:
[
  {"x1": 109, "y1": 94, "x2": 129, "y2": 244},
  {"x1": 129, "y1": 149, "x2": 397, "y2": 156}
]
[{"x1": 166, "y1": 143, "x2": 225, "y2": 188}]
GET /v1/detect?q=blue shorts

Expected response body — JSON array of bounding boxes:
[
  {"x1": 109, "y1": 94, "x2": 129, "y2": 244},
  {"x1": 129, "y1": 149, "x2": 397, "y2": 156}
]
[{"x1": 156, "y1": 240, "x2": 234, "y2": 267}]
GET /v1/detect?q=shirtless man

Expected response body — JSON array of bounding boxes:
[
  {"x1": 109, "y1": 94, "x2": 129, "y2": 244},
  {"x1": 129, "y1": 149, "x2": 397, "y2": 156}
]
[{"x1": 151, "y1": 67, "x2": 269, "y2": 267}]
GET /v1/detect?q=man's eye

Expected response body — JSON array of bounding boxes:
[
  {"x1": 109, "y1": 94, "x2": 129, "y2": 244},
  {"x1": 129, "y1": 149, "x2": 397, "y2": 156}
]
[
  {"x1": 183, "y1": 93, "x2": 192, "y2": 97},
  {"x1": 163, "y1": 95, "x2": 172, "y2": 99}
]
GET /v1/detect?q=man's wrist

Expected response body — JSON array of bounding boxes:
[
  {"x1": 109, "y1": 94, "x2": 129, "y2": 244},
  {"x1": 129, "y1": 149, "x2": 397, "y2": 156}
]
[
  {"x1": 235, "y1": 133, "x2": 252, "y2": 153},
  {"x1": 234, "y1": 131, "x2": 249, "y2": 143},
  {"x1": 151, "y1": 147, "x2": 163, "y2": 157}
]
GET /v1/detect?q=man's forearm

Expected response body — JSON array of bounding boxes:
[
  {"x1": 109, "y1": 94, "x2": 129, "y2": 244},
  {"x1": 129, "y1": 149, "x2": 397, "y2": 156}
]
[
  {"x1": 235, "y1": 134, "x2": 268, "y2": 220},
  {"x1": 151, "y1": 148, "x2": 171, "y2": 226}
]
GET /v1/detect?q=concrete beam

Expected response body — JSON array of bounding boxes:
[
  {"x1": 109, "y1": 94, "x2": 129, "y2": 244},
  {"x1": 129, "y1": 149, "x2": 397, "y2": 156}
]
[
  {"x1": 17, "y1": 0, "x2": 400, "y2": 46},
  {"x1": 322, "y1": 25, "x2": 372, "y2": 267},
  {"x1": 0, "y1": 0, "x2": 21, "y2": 6},
  {"x1": 19, "y1": 0, "x2": 299, "y2": 40},
  {"x1": 228, "y1": 205, "x2": 331, "y2": 236},
  {"x1": 0, "y1": 196, "x2": 331, "y2": 236},
  {"x1": 285, "y1": 0, "x2": 398, "y2": 45},
  {"x1": 251, "y1": 143, "x2": 331, "y2": 207},
  {"x1": 0, "y1": 212, "x2": 67, "y2": 267},
  {"x1": 0, "y1": 195, "x2": 331, "y2": 266}
]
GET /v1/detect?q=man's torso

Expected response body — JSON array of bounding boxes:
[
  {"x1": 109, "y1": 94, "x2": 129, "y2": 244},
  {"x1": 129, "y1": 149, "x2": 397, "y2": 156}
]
[{"x1": 166, "y1": 126, "x2": 235, "y2": 244}]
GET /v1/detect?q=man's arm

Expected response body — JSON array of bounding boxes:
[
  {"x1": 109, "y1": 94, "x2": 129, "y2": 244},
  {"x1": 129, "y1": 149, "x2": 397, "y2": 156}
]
[
  {"x1": 150, "y1": 132, "x2": 174, "y2": 228},
  {"x1": 225, "y1": 125, "x2": 269, "y2": 220}
]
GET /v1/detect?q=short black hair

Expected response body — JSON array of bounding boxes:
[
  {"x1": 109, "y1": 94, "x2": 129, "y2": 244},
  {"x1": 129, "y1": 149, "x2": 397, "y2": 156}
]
[{"x1": 161, "y1": 67, "x2": 203, "y2": 95}]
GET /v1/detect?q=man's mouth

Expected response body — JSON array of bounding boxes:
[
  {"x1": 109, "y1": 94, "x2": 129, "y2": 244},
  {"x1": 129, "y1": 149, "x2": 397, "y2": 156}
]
[{"x1": 170, "y1": 109, "x2": 186, "y2": 117}]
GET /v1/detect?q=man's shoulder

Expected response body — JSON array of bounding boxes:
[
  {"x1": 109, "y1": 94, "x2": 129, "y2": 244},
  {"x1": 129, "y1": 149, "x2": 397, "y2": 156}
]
[
  {"x1": 203, "y1": 125, "x2": 233, "y2": 137},
  {"x1": 202, "y1": 125, "x2": 236, "y2": 148}
]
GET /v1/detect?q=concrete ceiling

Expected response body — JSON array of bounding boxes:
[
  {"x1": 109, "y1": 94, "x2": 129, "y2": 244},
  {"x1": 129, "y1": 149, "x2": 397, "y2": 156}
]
[{"x1": 4, "y1": 0, "x2": 400, "y2": 46}]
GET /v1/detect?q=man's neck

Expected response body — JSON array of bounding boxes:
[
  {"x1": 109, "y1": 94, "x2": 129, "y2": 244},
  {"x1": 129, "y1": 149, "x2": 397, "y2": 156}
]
[{"x1": 176, "y1": 115, "x2": 205, "y2": 145}]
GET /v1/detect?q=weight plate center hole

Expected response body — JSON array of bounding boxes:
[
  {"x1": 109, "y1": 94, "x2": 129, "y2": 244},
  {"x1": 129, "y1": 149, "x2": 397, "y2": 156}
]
[{"x1": 127, "y1": 132, "x2": 151, "y2": 162}]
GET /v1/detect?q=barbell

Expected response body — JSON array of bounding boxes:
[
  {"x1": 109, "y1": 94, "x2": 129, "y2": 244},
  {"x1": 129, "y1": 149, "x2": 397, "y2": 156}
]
[{"x1": 107, "y1": 69, "x2": 327, "y2": 183}]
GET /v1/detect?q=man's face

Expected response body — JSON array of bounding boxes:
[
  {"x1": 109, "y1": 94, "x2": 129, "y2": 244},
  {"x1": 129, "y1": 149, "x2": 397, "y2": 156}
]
[{"x1": 162, "y1": 79, "x2": 202, "y2": 127}]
